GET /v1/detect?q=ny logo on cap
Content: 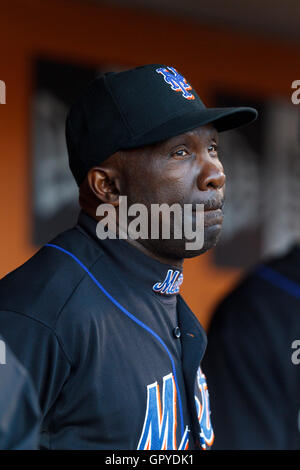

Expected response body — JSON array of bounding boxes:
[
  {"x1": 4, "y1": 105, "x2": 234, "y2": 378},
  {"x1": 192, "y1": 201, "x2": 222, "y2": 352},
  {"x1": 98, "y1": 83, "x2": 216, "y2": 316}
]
[{"x1": 156, "y1": 66, "x2": 195, "y2": 100}]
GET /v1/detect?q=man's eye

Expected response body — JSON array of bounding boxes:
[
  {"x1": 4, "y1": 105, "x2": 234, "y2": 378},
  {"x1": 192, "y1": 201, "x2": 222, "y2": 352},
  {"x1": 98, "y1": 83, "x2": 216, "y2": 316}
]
[
  {"x1": 172, "y1": 149, "x2": 188, "y2": 157},
  {"x1": 208, "y1": 144, "x2": 218, "y2": 153}
]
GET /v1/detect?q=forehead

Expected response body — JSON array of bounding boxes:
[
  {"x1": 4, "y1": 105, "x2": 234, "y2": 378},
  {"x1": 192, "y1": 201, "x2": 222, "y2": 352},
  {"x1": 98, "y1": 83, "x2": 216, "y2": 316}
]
[
  {"x1": 155, "y1": 123, "x2": 218, "y2": 151},
  {"x1": 121, "y1": 124, "x2": 219, "y2": 160}
]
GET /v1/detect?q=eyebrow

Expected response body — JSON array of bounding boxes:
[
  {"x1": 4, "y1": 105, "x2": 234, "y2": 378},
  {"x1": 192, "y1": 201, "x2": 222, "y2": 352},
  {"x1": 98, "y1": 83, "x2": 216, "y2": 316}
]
[
  {"x1": 165, "y1": 131, "x2": 219, "y2": 149},
  {"x1": 208, "y1": 127, "x2": 219, "y2": 141}
]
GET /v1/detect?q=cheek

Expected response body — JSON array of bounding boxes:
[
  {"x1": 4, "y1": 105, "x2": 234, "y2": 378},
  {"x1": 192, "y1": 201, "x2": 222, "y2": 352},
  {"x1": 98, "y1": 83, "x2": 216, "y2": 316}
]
[
  {"x1": 128, "y1": 173, "x2": 188, "y2": 205},
  {"x1": 154, "y1": 175, "x2": 191, "y2": 205},
  {"x1": 166, "y1": 164, "x2": 196, "y2": 200},
  {"x1": 123, "y1": 157, "x2": 194, "y2": 205},
  {"x1": 153, "y1": 161, "x2": 196, "y2": 204}
]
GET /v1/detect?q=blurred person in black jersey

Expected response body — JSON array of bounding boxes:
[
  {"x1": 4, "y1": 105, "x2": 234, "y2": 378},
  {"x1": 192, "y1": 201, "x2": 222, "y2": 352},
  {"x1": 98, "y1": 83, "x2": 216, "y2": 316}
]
[{"x1": 202, "y1": 244, "x2": 300, "y2": 449}]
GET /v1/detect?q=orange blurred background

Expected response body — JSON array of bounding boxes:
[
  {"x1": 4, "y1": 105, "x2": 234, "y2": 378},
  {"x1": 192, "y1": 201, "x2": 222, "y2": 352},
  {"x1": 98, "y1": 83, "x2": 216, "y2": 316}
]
[{"x1": 0, "y1": 0, "x2": 299, "y2": 329}]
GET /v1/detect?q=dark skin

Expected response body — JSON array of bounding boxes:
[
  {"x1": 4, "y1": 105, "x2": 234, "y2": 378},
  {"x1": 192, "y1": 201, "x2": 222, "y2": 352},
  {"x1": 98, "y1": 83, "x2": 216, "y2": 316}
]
[{"x1": 79, "y1": 123, "x2": 226, "y2": 269}]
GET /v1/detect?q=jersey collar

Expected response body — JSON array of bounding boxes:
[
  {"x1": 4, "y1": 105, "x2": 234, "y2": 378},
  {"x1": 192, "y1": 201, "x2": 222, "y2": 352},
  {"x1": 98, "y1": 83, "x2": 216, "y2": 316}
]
[{"x1": 77, "y1": 210, "x2": 184, "y2": 300}]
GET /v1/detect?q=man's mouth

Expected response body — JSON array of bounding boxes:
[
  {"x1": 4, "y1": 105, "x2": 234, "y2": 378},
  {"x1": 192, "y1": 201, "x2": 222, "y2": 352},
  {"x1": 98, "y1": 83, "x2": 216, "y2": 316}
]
[
  {"x1": 192, "y1": 198, "x2": 224, "y2": 212},
  {"x1": 203, "y1": 208, "x2": 223, "y2": 227},
  {"x1": 192, "y1": 204, "x2": 224, "y2": 227}
]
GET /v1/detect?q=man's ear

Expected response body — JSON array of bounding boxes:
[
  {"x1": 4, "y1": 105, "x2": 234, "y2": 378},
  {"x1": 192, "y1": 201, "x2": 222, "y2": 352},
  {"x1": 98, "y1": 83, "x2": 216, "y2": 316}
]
[{"x1": 87, "y1": 166, "x2": 121, "y2": 206}]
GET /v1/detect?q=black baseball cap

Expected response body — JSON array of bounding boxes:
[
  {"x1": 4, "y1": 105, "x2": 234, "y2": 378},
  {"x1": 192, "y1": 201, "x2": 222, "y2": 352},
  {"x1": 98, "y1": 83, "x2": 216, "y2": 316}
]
[{"x1": 66, "y1": 64, "x2": 258, "y2": 186}]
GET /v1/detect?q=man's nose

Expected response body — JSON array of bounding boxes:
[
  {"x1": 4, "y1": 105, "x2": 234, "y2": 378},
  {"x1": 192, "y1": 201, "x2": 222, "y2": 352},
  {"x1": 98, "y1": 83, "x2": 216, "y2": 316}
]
[{"x1": 197, "y1": 162, "x2": 226, "y2": 191}]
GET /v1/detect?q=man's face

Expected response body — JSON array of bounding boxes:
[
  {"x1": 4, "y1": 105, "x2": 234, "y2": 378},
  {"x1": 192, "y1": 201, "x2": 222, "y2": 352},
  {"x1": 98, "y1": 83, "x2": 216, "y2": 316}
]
[{"x1": 118, "y1": 123, "x2": 226, "y2": 260}]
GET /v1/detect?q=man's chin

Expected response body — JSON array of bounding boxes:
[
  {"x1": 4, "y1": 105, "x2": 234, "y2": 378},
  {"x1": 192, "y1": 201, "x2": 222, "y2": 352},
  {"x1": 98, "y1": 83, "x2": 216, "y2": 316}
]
[{"x1": 183, "y1": 225, "x2": 222, "y2": 259}]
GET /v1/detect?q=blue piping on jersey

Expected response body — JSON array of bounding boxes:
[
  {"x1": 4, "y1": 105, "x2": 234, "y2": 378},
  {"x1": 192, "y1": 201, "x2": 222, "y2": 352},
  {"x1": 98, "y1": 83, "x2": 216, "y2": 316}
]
[
  {"x1": 45, "y1": 243, "x2": 185, "y2": 440},
  {"x1": 256, "y1": 265, "x2": 300, "y2": 300}
]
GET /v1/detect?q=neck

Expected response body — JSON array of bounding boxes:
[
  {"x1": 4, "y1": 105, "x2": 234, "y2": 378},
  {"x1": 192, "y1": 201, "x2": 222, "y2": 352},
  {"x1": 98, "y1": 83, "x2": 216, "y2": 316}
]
[
  {"x1": 125, "y1": 237, "x2": 183, "y2": 269},
  {"x1": 81, "y1": 205, "x2": 183, "y2": 270}
]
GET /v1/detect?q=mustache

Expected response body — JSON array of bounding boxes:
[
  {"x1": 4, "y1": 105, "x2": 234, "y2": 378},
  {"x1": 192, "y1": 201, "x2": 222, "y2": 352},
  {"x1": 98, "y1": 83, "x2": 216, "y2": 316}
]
[{"x1": 191, "y1": 197, "x2": 225, "y2": 212}]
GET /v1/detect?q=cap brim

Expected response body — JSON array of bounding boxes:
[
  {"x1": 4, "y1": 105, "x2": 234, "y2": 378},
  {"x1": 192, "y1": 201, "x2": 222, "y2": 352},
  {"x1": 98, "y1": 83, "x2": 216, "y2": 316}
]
[
  {"x1": 123, "y1": 106, "x2": 258, "y2": 150},
  {"x1": 200, "y1": 106, "x2": 258, "y2": 132}
]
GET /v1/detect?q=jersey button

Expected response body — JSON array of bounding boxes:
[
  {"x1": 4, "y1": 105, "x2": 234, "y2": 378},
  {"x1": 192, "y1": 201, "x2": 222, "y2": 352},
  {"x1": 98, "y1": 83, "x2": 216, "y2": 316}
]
[{"x1": 173, "y1": 327, "x2": 181, "y2": 339}]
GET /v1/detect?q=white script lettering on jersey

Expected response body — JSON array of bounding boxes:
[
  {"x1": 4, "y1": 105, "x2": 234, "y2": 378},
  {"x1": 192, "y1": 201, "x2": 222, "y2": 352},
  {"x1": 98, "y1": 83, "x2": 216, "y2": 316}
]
[{"x1": 152, "y1": 270, "x2": 183, "y2": 295}]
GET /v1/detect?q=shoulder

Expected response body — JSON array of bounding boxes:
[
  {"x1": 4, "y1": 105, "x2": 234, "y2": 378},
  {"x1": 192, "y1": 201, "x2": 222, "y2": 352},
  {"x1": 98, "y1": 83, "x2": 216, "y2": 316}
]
[{"x1": 0, "y1": 225, "x2": 104, "y2": 330}]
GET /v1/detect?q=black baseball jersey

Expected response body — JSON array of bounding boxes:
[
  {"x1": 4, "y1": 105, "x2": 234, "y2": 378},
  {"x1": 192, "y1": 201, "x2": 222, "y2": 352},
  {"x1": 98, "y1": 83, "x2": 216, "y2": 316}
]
[
  {"x1": 0, "y1": 335, "x2": 41, "y2": 449},
  {"x1": 202, "y1": 245, "x2": 300, "y2": 450},
  {"x1": 0, "y1": 210, "x2": 214, "y2": 450}
]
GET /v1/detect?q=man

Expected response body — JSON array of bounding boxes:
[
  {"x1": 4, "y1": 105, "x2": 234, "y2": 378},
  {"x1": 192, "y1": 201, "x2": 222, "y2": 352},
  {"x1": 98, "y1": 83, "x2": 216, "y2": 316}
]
[
  {"x1": 0, "y1": 335, "x2": 41, "y2": 449},
  {"x1": 202, "y1": 245, "x2": 300, "y2": 450},
  {"x1": 0, "y1": 64, "x2": 257, "y2": 449}
]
